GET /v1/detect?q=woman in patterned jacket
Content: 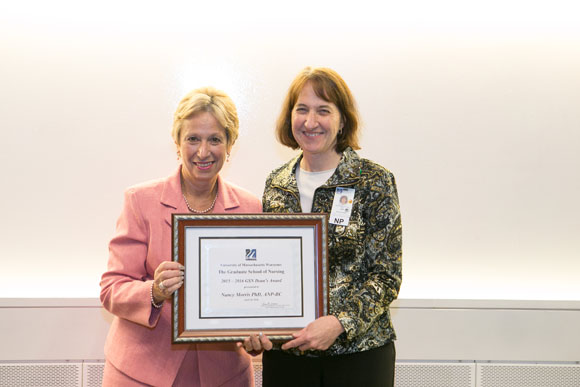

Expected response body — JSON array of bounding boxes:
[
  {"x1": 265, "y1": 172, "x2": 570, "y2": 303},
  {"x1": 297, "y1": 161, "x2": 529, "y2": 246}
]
[{"x1": 242, "y1": 67, "x2": 402, "y2": 387}]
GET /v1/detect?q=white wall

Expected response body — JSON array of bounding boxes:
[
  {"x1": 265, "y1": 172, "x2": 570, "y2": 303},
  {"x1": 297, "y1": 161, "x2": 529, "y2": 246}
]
[
  {"x1": 2, "y1": 300, "x2": 579, "y2": 385},
  {"x1": 1, "y1": 1, "x2": 579, "y2": 302},
  {"x1": 2, "y1": 298, "x2": 579, "y2": 362}
]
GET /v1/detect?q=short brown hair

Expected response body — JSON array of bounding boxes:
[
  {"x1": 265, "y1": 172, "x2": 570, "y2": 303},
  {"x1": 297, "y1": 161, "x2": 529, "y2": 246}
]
[
  {"x1": 276, "y1": 67, "x2": 360, "y2": 152},
  {"x1": 172, "y1": 87, "x2": 239, "y2": 148}
]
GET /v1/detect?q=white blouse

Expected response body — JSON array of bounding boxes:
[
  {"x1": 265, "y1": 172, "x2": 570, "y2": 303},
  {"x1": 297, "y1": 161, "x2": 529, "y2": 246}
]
[{"x1": 295, "y1": 166, "x2": 335, "y2": 212}]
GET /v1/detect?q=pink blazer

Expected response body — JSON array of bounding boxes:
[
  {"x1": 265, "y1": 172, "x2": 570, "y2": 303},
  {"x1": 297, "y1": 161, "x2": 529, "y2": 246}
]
[{"x1": 100, "y1": 168, "x2": 262, "y2": 387}]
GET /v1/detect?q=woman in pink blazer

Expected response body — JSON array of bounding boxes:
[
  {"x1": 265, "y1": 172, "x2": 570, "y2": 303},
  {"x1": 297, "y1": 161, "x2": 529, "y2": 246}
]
[{"x1": 100, "y1": 87, "x2": 262, "y2": 387}]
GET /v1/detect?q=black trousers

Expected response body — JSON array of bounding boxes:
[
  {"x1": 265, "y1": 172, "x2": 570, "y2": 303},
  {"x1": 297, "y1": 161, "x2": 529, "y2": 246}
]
[{"x1": 262, "y1": 342, "x2": 395, "y2": 387}]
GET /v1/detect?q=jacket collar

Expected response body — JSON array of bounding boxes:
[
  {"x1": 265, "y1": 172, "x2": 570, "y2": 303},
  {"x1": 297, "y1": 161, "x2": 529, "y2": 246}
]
[
  {"x1": 160, "y1": 167, "x2": 184, "y2": 210},
  {"x1": 161, "y1": 166, "x2": 241, "y2": 226},
  {"x1": 269, "y1": 147, "x2": 362, "y2": 192},
  {"x1": 326, "y1": 147, "x2": 362, "y2": 186}
]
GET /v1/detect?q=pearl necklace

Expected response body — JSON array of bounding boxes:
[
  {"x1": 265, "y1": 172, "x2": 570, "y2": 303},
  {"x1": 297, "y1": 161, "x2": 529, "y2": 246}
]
[{"x1": 183, "y1": 186, "x2": 218, "y2": 214}]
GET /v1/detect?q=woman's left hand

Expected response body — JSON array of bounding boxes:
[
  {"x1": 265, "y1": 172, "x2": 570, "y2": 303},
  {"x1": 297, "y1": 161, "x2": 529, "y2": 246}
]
[
  {"x1": 281, "y1": 315, "x2": 344, "y2": 351},
  {"x1": 238, "y1": 333, "x2": 273, "y2": 356}
]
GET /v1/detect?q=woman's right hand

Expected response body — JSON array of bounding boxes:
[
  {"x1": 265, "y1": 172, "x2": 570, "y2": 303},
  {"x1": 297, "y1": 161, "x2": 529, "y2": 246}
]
[
  {"x1": 152, "y1": 261, "x2": 185, "y2": 304},
  {"x1": 239, "y1": 333, "x2": 273, "y2": 356}
]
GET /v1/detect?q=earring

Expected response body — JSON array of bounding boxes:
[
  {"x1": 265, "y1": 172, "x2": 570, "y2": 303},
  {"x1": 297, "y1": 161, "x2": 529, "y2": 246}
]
[
  {"x1": 226, "y1": 153, "x2": 230, "y2": 162},
  {"x1": 177, "y1": 151, "x2": 180, "y2": 160}
]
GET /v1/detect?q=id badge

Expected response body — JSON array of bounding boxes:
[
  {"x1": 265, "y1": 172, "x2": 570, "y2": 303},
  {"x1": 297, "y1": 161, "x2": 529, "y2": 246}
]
[{"x1": 329, "y1": 187, "x2": 355, "y2": 226}]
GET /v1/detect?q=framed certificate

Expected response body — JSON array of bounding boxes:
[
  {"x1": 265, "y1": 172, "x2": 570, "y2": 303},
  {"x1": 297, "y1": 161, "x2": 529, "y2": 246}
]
[{"x1": 171, "y1": 213, "x2": 329, "y2": 343}]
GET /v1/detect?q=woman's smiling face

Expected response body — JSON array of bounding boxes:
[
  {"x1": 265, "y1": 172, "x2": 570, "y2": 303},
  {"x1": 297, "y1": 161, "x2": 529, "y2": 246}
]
[
  {"x1": 291, "y1": 81, "x2": 344, "y2": 158},
  {"x1": 177, "y1": 111, "x2": 229, "y2": 186}
]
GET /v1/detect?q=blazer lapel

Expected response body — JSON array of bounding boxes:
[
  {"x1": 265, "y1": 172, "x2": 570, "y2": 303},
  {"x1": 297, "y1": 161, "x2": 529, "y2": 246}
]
[
  {"x1": 212, "y1": 175, "x2": 240, "y2": 213},
  {"x1": 160, "y1": 167, "x2": 185, "y2": 227},
  {"x1": 163, "y1": 169, "x2": 237, "y2": 218}
]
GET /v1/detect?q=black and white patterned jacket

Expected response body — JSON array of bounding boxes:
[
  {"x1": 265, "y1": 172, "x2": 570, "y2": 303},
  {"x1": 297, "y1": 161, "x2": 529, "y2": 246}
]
[{"x1": 262, "y1": 147, "x2": 402, "y2": 356}]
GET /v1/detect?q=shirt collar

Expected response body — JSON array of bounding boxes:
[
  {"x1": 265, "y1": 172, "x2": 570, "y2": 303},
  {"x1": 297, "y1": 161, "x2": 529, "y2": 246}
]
[{"x1": 269, "y1": 147, "x2": 361, "y2": 190}]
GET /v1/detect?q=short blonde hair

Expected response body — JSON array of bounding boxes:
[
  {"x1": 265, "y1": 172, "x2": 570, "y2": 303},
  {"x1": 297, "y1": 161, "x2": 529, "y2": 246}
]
[
  {"x1": 276, "y1": 67, "x2": 360, "y2": 152},
  {"x1": 172, "y1": 87, "x2": 239, "y2": 147}
]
